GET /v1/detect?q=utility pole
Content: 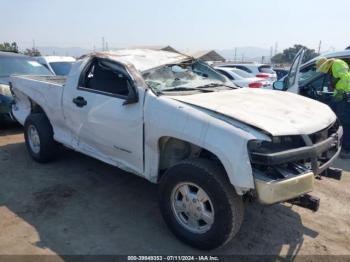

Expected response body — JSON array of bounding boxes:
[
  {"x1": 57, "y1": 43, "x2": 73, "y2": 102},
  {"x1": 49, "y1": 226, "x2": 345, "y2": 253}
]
[
  {"x1": 102, "y1": 37, "x2": 105, "y2": 51},
  {"x1": 274, "y1": 42, "x2": 278, "y2": 56},
  {"x1": 106, "y1": 42, "x2": 109, "y2": 51},
  {"x1": 32, "y1": 39, "x2": 36, "y2": 50},
  {"x1": 318, "y1": 40, "x2": 322, "y2": 54},
  {"x1": 234, "y1": 47, "x2": 237, "y2": 62},
  {"x1": 270, "y1": 46, "x2": 273, "y2": 63}
]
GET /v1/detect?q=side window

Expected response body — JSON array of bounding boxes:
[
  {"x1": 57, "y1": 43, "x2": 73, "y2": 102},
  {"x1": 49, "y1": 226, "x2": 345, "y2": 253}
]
[
  {"x1": 216, "y1": 69, "x2": 234, "y2": 80},
  {"x1": 82, "y1": 59, "x2": 130, "y2": 97},
  {"x1": 307, "y1": 76, "x2": 326, "y2": 92},
  {"x1": 299, "y1": 65, "x2": 321, "y2": 86}
]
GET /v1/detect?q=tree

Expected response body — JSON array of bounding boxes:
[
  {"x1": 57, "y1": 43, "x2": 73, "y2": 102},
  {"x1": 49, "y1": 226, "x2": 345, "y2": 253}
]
[
  {"x1": 0, "y1": 42, "x2": 19, "y2": 53},
  {"x1": 270, "y1": 53, "x2": 284, "y2": 64},
  {"x1": 271, "y1": 44, "x2": 318, "y2": 64},
  {"x1": 23, "y1": 48, "x2": 41, "y2": 57}
]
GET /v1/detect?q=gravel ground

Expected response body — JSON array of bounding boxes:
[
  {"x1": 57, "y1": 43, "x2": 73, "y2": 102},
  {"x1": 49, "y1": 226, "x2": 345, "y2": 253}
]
[{"x1": 0, "y1": 126, "x2": 349, "y2": 257}]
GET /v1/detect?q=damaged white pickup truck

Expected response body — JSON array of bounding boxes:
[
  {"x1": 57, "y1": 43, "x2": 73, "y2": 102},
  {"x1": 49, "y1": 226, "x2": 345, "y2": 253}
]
[{"x1": 10, "y1": 49, "x2": 343, "y2": 250}]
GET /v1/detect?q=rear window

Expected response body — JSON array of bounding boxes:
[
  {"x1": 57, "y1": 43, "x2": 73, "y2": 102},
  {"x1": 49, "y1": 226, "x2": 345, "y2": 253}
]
[
  {"x1": 231, "y1": 69, "x2": 254, "y2": 78},
  {"x1": 220, "y1": 65, "x2": 252, "y2": 73},
  {"x1": 0, "y1": 57, "x2": 53, "y2": 77},
  {"x1": 258, "y1": 65, "x2": 275, "y2": 74},
  {"x1": 49, "y1": 62, "x2": 73, "y2": 76},
  {"x1": 216, "y1": 69, "x2": 234, "y2": 80}
]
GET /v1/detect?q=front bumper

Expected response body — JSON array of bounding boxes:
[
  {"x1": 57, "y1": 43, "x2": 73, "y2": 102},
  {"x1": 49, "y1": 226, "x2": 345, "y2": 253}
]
[
  {"x1": 254, "y1": 169, "x2": 314, "y2": 204},
  {"x1": 252, "y1": 125, "x2": 343, "y2": 204},
  {"x1": 250, "y1": 126, "x2": 343, "y2": 175}
]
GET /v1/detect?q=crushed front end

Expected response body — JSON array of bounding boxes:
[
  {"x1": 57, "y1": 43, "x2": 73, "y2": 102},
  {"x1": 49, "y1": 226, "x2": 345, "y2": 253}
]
[{"x1": 248, "y1": 121, "x2": 343, "y2": 204}]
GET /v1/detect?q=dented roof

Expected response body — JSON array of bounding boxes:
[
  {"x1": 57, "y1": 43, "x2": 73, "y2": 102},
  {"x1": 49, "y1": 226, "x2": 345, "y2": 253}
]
[{"x1": 95, "y1": 49, "x2": 191, "y2": 72}]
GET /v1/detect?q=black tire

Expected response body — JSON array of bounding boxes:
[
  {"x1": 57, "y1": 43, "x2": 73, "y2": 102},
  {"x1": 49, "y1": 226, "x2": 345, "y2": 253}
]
[
  {"x1": 24, "y1": 113, "x2": 59, "y2": 163},
  {"x1": 159, "y1": 159, "x2": 244, "y2": 250}
]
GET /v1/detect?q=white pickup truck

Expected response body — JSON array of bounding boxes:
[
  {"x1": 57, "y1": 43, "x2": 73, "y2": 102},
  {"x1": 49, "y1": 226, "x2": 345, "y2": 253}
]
[{"x1": 10, "y1": 49, "x2": 342, "y2": 250}]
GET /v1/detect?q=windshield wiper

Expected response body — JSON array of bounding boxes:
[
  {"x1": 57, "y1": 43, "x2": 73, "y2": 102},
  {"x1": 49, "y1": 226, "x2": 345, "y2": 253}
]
[
  {"x1": 196, "y1": 83, "x2": 234, "y2": 89},
  {"x1": 161, "y1": 87, "x2": 201, "y2": 92}
]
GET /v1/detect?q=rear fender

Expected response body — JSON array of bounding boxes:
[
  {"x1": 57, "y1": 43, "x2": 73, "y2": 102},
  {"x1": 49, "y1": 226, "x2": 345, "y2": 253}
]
[{"x1": 11, "y1": 88, "x2": 32, "y2": 125}]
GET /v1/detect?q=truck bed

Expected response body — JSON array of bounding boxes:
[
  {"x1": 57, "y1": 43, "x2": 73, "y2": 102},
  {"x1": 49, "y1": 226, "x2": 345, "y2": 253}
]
[
  {"x1": 10, "y1": 75, "x2": 66, "y2": 126},
  {"x1": 14, "y1": 75, "x2": 67, "y2": 86}
]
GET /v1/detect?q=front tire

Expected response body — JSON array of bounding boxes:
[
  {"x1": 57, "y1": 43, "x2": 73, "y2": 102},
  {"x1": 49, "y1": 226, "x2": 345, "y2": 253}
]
[
  {"x1": 159, "y1": 159, "x2": 244, "y2": 250},
  {"x1": 24, "y1": 113, "x2": 59, "y2": 163}
]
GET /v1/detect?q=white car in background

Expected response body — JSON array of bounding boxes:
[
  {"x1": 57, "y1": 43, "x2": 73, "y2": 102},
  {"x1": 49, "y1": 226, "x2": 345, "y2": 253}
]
[
  {"x1": 36, "y1": 56, "x2": 76, "y2": 76},
  {"x1": 215, "y1": 67, "x2": 272, "y2": 88},
  {"x1": 220, "y1": 63, "x2": 277, "y2": 82}
]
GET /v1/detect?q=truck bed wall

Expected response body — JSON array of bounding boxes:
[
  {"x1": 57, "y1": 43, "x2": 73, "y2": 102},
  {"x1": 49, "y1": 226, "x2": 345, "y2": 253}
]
[{"x1": 11, "y1": 76, "x2": 68, "y2": 143}]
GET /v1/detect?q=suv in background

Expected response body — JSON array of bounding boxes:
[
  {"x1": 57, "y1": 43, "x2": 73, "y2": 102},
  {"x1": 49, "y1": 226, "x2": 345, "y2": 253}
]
[
  {"x1": 0, "y1": 51, "x2": 53, "y2": 123},
  {"x1": 219, "y1": 63, "x2": 277, "y2": 82},
  {"x1": 273, "y1": 49, "x2": 350, "y2": 105},
  {"x1": 36, "y1": 56, "x2": 76, "y2": 76},
  {"x1": 273, "y1": 68, "x2": 289, "y2": 80}
]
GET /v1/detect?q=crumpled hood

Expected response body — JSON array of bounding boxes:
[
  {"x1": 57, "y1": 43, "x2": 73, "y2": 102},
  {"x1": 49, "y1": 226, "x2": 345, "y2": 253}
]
[{"x1": 170, "y1": 88, "x2": 336, "y2": 136}]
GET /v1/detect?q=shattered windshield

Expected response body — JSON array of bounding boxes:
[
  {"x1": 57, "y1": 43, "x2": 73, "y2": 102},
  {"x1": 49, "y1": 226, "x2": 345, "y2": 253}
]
[{"x1": 143, "y1": 60, "x2": 234, "y2": 94}]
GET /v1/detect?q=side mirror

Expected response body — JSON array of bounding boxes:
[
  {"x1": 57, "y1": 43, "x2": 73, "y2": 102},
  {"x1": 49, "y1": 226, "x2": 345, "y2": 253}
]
[
  {"x1": 123, "y1": 80, "x2": 139, "y2": 105},
  {"x1": 273, "y1": 80, "x2": 285, "y2": 91}
]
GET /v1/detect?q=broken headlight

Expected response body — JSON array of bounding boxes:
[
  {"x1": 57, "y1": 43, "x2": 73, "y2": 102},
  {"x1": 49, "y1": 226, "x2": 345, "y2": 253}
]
[
  {"x1": 248, "y1": 136, "x2": 307, "y2": 165},
  {"x1": 248, "y1": 136, "x2": 305, "y2": 154}
]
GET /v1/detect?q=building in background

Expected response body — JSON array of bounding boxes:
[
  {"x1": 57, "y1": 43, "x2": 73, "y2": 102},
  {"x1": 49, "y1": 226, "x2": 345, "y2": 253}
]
[
  {"x1": 188, "y1": 50, "x2": 226, "y2": 62},
  {"x1": 131, "y1": 45, "x2": 180, "y2": 53}
]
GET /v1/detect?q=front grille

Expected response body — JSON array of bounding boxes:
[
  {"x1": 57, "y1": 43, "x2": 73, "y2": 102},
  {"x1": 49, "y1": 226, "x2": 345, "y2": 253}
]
[
  {"x1": 307, "y1": 120, "x2": 340, "y2": 174},
  {"x1": 309, "y1": 120, "x2": 339, "y2": 144}
]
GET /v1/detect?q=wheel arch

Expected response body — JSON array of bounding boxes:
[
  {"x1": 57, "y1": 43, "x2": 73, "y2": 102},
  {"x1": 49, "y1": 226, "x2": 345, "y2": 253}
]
[{"x1": 156, "y1": 136, "x2": 232, "y2": 186}]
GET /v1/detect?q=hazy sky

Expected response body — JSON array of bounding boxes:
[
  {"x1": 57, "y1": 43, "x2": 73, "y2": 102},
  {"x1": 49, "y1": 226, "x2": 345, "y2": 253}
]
[{"x1": 1, "y1": 0, "x2": 349, "y2": 52}]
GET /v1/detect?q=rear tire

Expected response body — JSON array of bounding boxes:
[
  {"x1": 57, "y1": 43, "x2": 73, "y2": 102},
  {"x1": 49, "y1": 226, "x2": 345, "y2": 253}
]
[
  {"x1": 24, "y1": 113, "x2": 59, "y2": 163},
  {"x1": 159, "y1": 159, "x2": 244, "y2": 250}
]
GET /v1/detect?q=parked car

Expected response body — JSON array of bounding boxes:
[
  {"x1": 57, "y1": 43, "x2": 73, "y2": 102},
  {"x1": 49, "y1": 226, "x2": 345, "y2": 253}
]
[
  {"x1": 215, "y1": 66, "x2": 272, "y2": 88},
  {"x1": 273, "y1": 68, "x2": 289, "y2": 80},
  {"x1": 11, "y1": 49, "x2": 342, "y2": 250},
  {"x1": 0, "y1": 51, "x2": 53, "y2": 123},
  {"x1": 273, "y1": 49, "x2": 350, "y2": 104},
  {"x1": 219, "y1": 63, "x2": 277, "y2": 82},
  {"x1": 36, "y1": 56, "x2": 76, "y2": 76}
]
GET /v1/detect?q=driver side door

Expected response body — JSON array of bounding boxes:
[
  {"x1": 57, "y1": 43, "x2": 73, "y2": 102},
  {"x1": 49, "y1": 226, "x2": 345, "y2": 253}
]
[{"x1": 63, "y1": 58, "x2": 144, "y2": 175}]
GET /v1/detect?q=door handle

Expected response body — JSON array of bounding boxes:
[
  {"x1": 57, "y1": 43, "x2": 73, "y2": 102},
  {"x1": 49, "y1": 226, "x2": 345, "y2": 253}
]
[{"x1": 72, "y1": 96, "x2": 87, "y2": 107}]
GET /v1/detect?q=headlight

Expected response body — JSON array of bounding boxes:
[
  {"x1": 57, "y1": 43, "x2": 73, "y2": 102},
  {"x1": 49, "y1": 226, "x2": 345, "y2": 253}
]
[
  {"x1": 0, "y1": 84, "x2": 12, "y2": 97},
  {"x1": 248, "y1": 136, "x2": 305, "y2": 154}
]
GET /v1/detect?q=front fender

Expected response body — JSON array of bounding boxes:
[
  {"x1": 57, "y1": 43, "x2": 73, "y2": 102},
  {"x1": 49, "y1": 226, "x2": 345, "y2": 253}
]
[{"x1": 144, "y1": 94, "x2": 269, "y2": 194}]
